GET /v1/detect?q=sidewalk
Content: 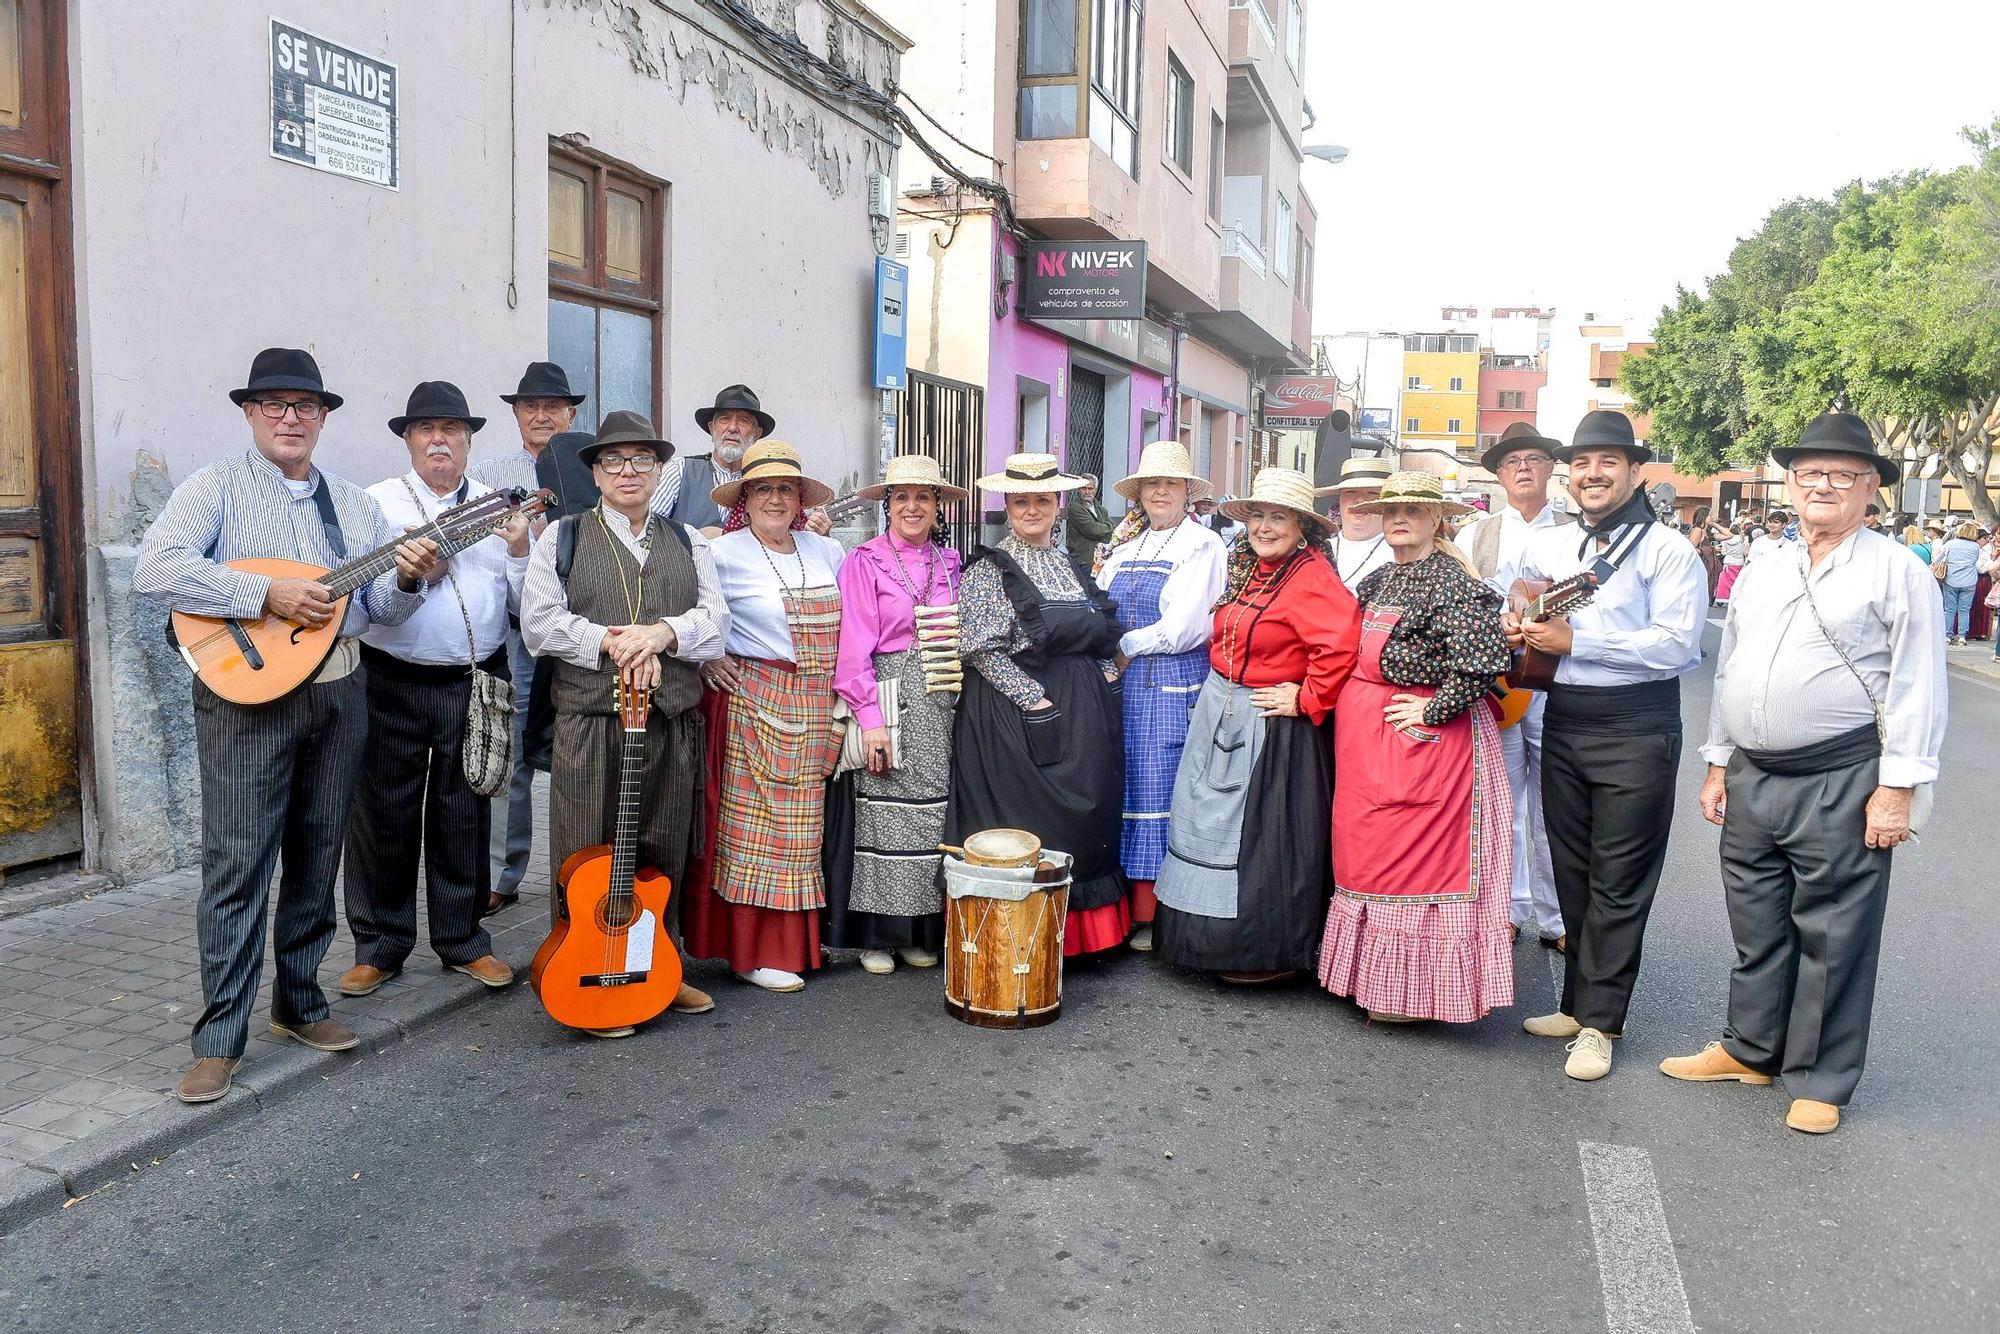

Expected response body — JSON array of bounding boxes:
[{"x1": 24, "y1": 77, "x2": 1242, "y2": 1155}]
[
  {"x1": 1945, "y1": 638, "x2": 2000, "y2": 687},
  {"x1": 0, "y1": 781, "x2": 553, "y2": 1229}
]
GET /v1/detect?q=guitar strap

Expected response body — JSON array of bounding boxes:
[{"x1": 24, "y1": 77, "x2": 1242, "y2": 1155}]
[
  {"x1": 1576, "y1": 520, "x2": 1650, "y2": 585},
  {"x1": 310, "y1": 476, "x2": 347, "y2": 559}
]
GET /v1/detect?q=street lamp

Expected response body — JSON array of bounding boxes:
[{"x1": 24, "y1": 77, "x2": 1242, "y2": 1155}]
[{"x1": 1303, "y1": 144, "x2": 1350, "y2": 165}]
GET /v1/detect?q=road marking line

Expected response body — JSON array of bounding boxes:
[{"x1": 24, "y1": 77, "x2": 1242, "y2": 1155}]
[
  {"x1": 1578, "y1": 1141, "x2": 1697, "y2": 1334},
  {"x1": 1706, "y1": 616, "x2": 1727, "y2": 629},
  {"x1": 1546, "y1": 947, "x2": 1563, "y2": 999}
]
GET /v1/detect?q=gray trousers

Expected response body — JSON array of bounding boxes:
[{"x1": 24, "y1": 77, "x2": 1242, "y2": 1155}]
[
  {"x1": 342, "y1": 665, "x2": 494, "y2": 970},
  {"x1": 489, "y1": 627, "x2": 535, "y2": 897},
  {"x1": 191, "y1": 672, "x2": 369, "y2": 1058},
  {"x1": 1719, "y1": 751, "x2": 1893, "y2": 1106}
]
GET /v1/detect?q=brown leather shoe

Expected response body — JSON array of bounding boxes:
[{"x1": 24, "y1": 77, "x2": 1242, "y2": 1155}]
[
  {"x1": 450, "y1": 955, "x2": 516, "y2": 988},
  {"x1": 1659, "y1": 1040, "x2": 1773, "y2": 1085},
  {"x1": 669, "y1": 982, "x2": 716, "y2": 1014},
  {"x1": 268, "y1": 1017, "x2": 360, "y2": 1052},
  {"x1": 1786, "y1": 1098, "x2": 1841, "y2": 1134},
  {"x1": 1217, "y1": 969, "x2": 1297, "y2": 985},
  {"x1": 338, "y1": 962, "x2": 400, "y2": 997},
  {"x1": 177, "y1": 1057, "x2": 240, "y2": 1104}
]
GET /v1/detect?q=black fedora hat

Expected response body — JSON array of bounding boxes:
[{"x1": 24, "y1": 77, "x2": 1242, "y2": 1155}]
[
  {"x1": 577, "y1": 409, "x2": 675, "y2": 467},
  {"x1": 388, "y1": 381, "x2": 486, "y2": 437},
  {"x1": 500, "y1": 360, "x2": 586, "y2": 406},
  {"x1": 228, "y1": 347, "x2": 343, "y2": 412},
  {"x1": 1556, "y1": 409, "x2": 1652, "y2": 464},
  {"x1": 1480, "y1": 420, "x2": 1563, "y2": 474},
  {"x1": 694, "y1": 383, "x2": 775, "y2": 437},
  {"x1": 1772, "y1": 412, "x2": 1900, "y2": 485}
]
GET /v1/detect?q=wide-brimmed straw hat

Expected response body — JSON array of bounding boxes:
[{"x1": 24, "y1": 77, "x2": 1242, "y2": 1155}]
[
  {"x1": 1350, "y1": 470, "x2": 1476, "y2": 517},
  {"x1": 977, "y1": 452, "x2": 1087, "y2": 495},
  {"x1": 1113, "y1": 440, "x2": 1213, "y2": 502},
  {"x1": 855, "y1": 454, "x2": 969, "y2": 502},
  {"x1": 709, "y1": 439, "x2": 835, "y2": 510},
  {"x1": 1216, "y1": 468, "x2": 1337, "y2": 533},
  {"x1": 1313, "y1": 454, "x2": 1394, "y2": 496}
]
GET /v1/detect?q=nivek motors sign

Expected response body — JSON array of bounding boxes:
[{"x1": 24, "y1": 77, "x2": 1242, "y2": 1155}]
[{"x1": 1021, "y1": 241, "x2": 1148, "y2": 320}]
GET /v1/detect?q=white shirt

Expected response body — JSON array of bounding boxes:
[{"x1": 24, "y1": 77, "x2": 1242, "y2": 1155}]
[
  {"x1": 1510, "y1": 518, "x2": 1706, "y2": 687},
  {"x1": 519, "y1": 503, "x2": 728, "y2": 669},
  {"x1": 1095, "y1": 519, "x2": 1228, "y2": 659},
  {"x1": 1460, "y1": 501, "x2": 1569, "y2": 596},
  {"x1": 361, "y1": 472, "x2": 526, "y2": 666},
  {"x1": 1703, "y1": 527, "x2": 1946, "y2": 787},
  {"x1": 1332, "y1": 532, "x2": 1393, "y2": 590},
  {"x1": 710, "y1": 528, "x2": 847, "y2": 660}
]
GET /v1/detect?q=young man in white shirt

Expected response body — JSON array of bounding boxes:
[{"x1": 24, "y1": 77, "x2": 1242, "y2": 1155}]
[
  {"x1": 1504, "y1": 410, "x2": 1706, "y2": 1083},
  {"x1": 1662, "y1": 413, "x2": 1945, "y2": 1134}
]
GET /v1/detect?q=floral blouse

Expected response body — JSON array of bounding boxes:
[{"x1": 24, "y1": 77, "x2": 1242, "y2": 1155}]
[
  {"x1": 959, "y1": 534, "x2": 1114, "y2": 710},
  {"x1": 1353, "y1": 551, "x2": 1511, "y2": 727}
]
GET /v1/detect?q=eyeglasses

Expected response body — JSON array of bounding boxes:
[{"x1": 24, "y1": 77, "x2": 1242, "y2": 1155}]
[
  {"x1": 1498, "y1": 456, "x2": 1552, "y2": 473},
  {"x1": 248, "y1": 398, "x2": 325, "y2": 421},
  {"x1": 593, "y1": 454, "x2": 659, "y2": 474},
  {"x1": 1790, "y1": 468, "x2": 1870, "y2": 490}
]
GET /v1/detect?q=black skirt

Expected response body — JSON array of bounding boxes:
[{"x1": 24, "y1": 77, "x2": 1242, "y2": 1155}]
[
  {"x1": 821, "y1": 772, "x2": 945, "y2": 952},
  {"x1": 1154, "y1": 713, "x2": 1334, "y2": 973}
]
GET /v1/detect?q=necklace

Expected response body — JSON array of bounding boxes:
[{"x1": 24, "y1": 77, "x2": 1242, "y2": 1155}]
[
  {"x1": 1218, "y1": 552, "x2": 1294, "y2": 681},
  {"x1": 595, "y1": 509, "x2": 646, "y2": 622},
  {"x1": 755, "y1": 530, "x2": 808, "y2": 597},
  {"x1": 1335, "y1": 534, "x2": 1384, "y2": 585},
  {"x1": 885, "y1": 534, "x2": 939, "y2": 602},
  {"x1": 1132, "y1": 516, "x2": 1185, "y2": 566}
]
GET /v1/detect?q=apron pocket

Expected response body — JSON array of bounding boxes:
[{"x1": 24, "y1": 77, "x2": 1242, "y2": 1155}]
[
  {"x1": 1023, "y1": 706, "x2": 1065, "y2": 767},
  {"x1": 747, "y1": 707, "x2": 826, "y2": 784},
  {"x1": 1202, "y1": 709, "x2": 1257, "y2": 794}
]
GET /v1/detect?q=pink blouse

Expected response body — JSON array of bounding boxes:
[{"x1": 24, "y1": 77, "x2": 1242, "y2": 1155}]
[{"x1": 834, "y1": 533, "x2": 964, "y2": 730}]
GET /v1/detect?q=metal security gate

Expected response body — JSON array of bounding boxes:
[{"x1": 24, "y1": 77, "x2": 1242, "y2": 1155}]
[
  {"x1": 1067, "y1": 367, "x2": 1106, "y2": 482},
  {"x1": 896, "y1": 370, "x2": 984, "y2": 557}
]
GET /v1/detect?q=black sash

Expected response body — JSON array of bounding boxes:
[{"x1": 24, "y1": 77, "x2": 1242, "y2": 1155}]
[
  {"x1": 1543, "y1": 677, "x2": 1681, "y2": 736},
  {"x1": 1738, "y1": 722, "x2": 1879, "y2": 777}
]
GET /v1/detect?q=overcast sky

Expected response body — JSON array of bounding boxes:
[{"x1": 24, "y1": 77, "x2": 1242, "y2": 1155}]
[{"x1": 1301, "y1": 0, "x2": 2000, "y2": 335}]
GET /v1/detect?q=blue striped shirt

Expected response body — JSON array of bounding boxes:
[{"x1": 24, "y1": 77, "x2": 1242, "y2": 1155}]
[{"x1": 134, "y1": 449, "x2": 425, "y2": 636}]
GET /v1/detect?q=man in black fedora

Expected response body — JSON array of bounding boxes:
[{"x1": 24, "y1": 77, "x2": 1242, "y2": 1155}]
[
  {"x1": 654, "y1": 383, "x2": 831, "y2": 537},
  {"x1": 1664, "y1": 413, "x2": 1944, "y2": 1134},
  {"x1": 134, "y1": 348, "x2": 442, "y2": 1104},
  {"x1": 341, "y1": 381, "x2": 530, "y2": 1003},
  {"x1": 1463, "y1": 419, "x2": 1574, "y2": 952},
  {"x1": 1503, "y1": 409, "x2": 1707, "y2": 1083},
  {"x1": 472, "y1": 361, "x2": 587, "y2": 912}
]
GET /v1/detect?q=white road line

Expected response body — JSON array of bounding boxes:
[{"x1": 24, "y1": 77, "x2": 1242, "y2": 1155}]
[
  {"x1": 1578, "y1": 1142, "x2": 1697, "y2": 1334},
  {"x1": 1546, "y1": 946, "x2": 1563, "y2": 999},
  {"x1": 1706, "y1": 615, "x2": 1727, "y2": 629}
]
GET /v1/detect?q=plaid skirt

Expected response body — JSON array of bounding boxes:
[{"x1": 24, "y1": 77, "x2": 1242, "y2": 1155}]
[{"x1": 712, "y1": 657, "x2": 842, "y2": 912}]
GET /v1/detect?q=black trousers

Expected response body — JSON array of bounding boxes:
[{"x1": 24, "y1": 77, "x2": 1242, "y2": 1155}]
[
  {"x1": 342, "y1": 666, "x2": 494, "y2": 970},
  {"x1": 1541, "y1": 726, "x2": 1682, "y2": 1033},
  {"x1": 1718, "y1": 752, "x2": 1892, "y2": 1105},
  {"x1": 191, "y1": 671, "x2": 368, "y2": 1058}
]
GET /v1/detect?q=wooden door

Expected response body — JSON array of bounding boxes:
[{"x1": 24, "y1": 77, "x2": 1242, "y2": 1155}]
[{"x1": 0, "y1": 0, "x2": 84, "y2": 873}]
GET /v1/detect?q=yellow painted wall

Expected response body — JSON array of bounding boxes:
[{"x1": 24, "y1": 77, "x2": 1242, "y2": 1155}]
[{"x1": 1401, "y1": 349, "x2": 1480, "y2": 456}]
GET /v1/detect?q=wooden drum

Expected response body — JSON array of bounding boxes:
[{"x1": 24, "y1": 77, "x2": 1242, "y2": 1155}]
[{"x1": 941, "y1": 846, "x2": 1071, "y2": 1029}]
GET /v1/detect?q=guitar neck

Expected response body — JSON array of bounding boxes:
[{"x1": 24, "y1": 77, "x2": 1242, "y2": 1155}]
[
  {"x1": 320, "y1": 490, "x2": 521, "y2": 599},
  {"x1": 607, "y1": 722, "x2": 647, "y2": 907}
]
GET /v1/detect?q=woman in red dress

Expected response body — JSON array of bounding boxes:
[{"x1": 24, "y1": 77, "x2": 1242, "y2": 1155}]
[{"x1": 1318, "y1": 472, "x2": 1515, "y2": 1024}]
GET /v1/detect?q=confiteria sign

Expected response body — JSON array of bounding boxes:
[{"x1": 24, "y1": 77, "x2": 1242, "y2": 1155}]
[
  {"x1": 1020, "y1": 241, "x2": 1148, "y2": 321},
  {"x1": 1263, "y1": 376, "x2": 1342, "y2": 429}
]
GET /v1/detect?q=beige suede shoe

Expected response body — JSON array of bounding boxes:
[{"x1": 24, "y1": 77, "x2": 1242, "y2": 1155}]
[
  {"x1": 337, "y1": 963, "x2": 399, "y2": 997},
  {"x1": 1564, "y1": 1028, "x2": 1614, "y2": 1081},
  {"x1": 1786, "y1": 1099, "x2": 1841, "y2": 1134},
  {"x1": 1659, "y1": 1041, "x2": 1773, "y2": 1085},
  {"x1": 177, "y1": 1057, "x2": 240, "y2": 1105},
  {"x1": 1524, "y1": 1011, "x2": 1583, "y2": 1039},
  {"x1": 669, "y1": 982, "x2": 716, "y2": 1014},
  {"x1": 450, "y1": 955, "x2": 516, "y2": 989},
  {"x1": 268, "y1": 1017, "x2": 359, "y2": 1052}
]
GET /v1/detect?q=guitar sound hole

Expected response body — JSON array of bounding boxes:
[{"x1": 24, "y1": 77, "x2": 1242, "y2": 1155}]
[{"x1": 594, "y1": 899, "x2": 636, "y2": 933}]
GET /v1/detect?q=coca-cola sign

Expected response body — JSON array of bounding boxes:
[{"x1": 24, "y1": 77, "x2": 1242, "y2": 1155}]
[{"x1": 1263, "y1": 376, "x2": 1342, "y2": 428}]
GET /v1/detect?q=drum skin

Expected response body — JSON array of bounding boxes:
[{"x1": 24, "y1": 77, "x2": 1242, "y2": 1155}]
[{"x1": 944, "y1": 883, "x2": 1068, "y2": 1029}]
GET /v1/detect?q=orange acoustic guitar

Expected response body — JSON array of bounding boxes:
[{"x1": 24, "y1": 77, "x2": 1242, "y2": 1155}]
[
  {"x1": 530, "y1": 670, "x2": 683, "y2": 1032},
  {"x1": 169, "y1": 486, "x2": 551, "y2": 706},
  {"x1": 1490, "y1": 571, "x2": 1600, "y2": 730}
]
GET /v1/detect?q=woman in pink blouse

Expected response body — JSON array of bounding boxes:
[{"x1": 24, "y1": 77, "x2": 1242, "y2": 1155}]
[{"x1": 826, "y1": 456, "x2": 967, "y2": 975}]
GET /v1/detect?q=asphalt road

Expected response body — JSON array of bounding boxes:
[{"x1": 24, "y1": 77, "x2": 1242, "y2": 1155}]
[{"x1": 6, "y1": 626, "x2": 1997, "y2": 1333}]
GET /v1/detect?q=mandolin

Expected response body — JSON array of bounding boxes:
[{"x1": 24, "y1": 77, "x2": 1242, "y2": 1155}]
[
  {"x1": 1490, "y1": 571, "x2": 1599, "y2": 729},
  {"x1": 530, "y1": 669, "x2": 683, "y2": 1032},
  {"x1": 170, "y1": 486, "x2": 553, "y2": 705}
]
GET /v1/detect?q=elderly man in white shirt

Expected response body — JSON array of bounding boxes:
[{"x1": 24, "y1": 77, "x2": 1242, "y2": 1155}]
[
  {"x1": 1661, "y1": 413, "x2": 1945, "y2": 1135},
  {"x1": 1464, "y1": 421, "x2": 1574, "y2": 951},
  {"x1": 341, "y1": 381, "x2": 531, "y2": 1000},
  {"x1": 1503, "y1": 410, "x2": 1707, "y2": 1083}
]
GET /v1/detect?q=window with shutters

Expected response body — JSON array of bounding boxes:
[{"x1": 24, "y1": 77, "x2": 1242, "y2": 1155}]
[{"x1": 546, "y1": 146, "x2": 664, "y2": 430}]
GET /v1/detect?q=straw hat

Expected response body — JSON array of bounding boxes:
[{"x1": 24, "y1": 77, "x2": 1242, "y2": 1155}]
[
  {"x1": 1349, "y1": 470, "x2": 1476, "y2": 517},
  {"x1": 1112, "y1": 440, "x2": 1213, "y2": 502},
  {"x1": 977, "y1": 452, "x2": 1087, "y2": 495},
  {"x1": 855, "y1": 454, "x2": 969, "y2": 502},
  {"x1": 1313, "y1": 454, "x2": 1395, "y2": 496},
  {"x1": 1216, "y1": 468, "x2": 1337, "y2": 533},
  {"x1": 709, "y1": 439, "x2": 835, "y2": 510}
]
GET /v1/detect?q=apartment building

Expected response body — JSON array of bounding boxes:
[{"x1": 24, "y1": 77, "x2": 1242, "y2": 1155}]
[{"x1": 1398, "y1": 332, "x2": 1481, "y2": 460}]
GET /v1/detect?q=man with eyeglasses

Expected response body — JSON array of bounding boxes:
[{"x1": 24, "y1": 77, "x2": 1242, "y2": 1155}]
[
  {"x1": 519, "y1": 410, "x2": 730, "y2": 1034},
  {"x1": 1662, "y1": 412, "x2": 1945, "y2": 1135},
  {"x1": 1462, "y1": 421, "x2": 1574, "y2": 954},
  {"x1": 135, "y1": 347, "x2": 442, "y2": 1104}
]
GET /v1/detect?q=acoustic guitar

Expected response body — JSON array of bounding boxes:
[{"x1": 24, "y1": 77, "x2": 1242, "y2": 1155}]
[
  {"x1": 1490, "y1": 571, "x2": 1600, "y2": 730},
  {"x1": 170, "y1": 486, "x2": 552, "y2": 705},
  {"x1": 530, "y1": 670, "x2": 683, "y2": 1031}
]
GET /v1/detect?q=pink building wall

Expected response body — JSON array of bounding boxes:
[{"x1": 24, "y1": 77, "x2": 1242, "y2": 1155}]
[{"x1": 1477, "y1": 364, "x2": 1547, "y2": 440}]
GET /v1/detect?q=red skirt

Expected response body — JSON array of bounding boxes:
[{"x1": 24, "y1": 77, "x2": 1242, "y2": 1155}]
[
  {"x1": 1972, "y1": 574, "x2": 1993, "y2": 639},
  {"x1": 1066, "y1": 898, "x2": 1133, "y2": 957},
  {"x1": 1129, "y1": 879, "x2": 1158, "y2": 925}
]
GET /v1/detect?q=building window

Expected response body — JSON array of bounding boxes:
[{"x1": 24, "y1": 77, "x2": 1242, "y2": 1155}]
[
  {"x1": 1089, "y1": 0, "x2": 1144, "y2": 176},
  {"x1": 1406, "y1": 375, "x2": 1420, "y2": 389},
  {"x1": 1446, "y1": 418, "x2": 1462, "y2": 434},
  {"x1": 547, "y1": 147, "x2": 663, "y2": 430},
  {"x1": 1498, "y1": 389, "x2": 1526, "y2": 410},
  {"x1": 1020, "y1": 0, "x2": 1083, "y2": 138},
  {"x1": 1164, "y1": 51, "x2": 1193, "y2": 175},
  {"x1": 1448, "y1": 376, "x2": 1463, "y2": 392},
  {"x1": 1206, "y1": 113, "x2": 1225, "y2": 220},
  {"x1": 1285, "y1": 0, "x2": 1303, "y2": 72},
  {"x1": 1273, "y1": 193, "x2": 1293, "y2": 280},
  {"x1": 1296, "y1": 232, "x2": 1314, "y2": 306},
  {"x1": 1405, "y1": 417, "x2": 1420, "y2": 433}
]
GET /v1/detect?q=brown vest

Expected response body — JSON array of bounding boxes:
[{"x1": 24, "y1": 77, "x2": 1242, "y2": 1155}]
[{"x1": 551, "y1": 512, "x2": 702, "y2": 718}]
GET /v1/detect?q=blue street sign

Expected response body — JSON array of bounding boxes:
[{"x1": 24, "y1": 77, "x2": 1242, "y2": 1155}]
[{"x1": 873, "y1": 256, "x2": 908, "y2": 391}]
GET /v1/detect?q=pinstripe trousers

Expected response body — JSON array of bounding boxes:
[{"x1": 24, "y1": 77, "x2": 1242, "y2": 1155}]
[
  {"x1": 191, "y1": 672, "x2": 369, "y2": 1058},
  {"x1": 342, "y1": 661, "x2": 494, "y2": 970}
]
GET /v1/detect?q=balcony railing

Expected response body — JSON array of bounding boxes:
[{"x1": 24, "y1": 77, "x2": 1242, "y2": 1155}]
[
  {"x1": 1230, "y1": 0, "x2": 1279, "y2": 53},
  {"x1": 1221, "y1": 225, "x2": 1267, "y2": 277}
]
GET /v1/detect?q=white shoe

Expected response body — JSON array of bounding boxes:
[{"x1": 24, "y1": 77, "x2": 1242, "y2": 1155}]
[
  {"x1": 858, "y1": 950, "x2": 895, "y2": 975},
  {"x1": 735, "y1": 967, "x2": 806, "y2": 993},
  {"x1": 1565, "y1": 1028, "x2": 1614, "y2": 1081},
  {"x1": 896, "y1": 947, "x2": 939, "y2": 969},
  {"x1": 1523, "y1": 1011, "x2": 1583, "y2": 1039},
  {"x1": 1128, "y1": 925, "x2": 1154, "y2": 953}
]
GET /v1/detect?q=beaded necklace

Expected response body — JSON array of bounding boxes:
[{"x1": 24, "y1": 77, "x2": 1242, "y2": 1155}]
[
  {"x1": 885, "y1": 533, "x2": 940, "y2": 602},
  {"x1": 1218, "y1": 549, "x2": 1297, "y2": 681},
  {"x1": 1131, "y1": 515, "x2": 1185, "y2": 566}
]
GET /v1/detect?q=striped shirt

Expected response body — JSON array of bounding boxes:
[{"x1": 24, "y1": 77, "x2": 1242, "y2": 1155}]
[{"x1": 134, "y1": 448, "x2": 425, "y2": 637}]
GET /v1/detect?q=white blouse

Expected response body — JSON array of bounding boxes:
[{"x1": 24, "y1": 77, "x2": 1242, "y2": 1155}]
[
  {"x1": 710, "y1": 528, "x2": 847, "y2": 660},
  {"x1": 1095, "y1": 519, "x2": 1228, "y2": 659}
]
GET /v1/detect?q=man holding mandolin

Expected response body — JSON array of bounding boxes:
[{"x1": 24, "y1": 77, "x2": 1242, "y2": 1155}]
[{"x1": 135, "y1": 348, "x2": 444, "y2": 1105}]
